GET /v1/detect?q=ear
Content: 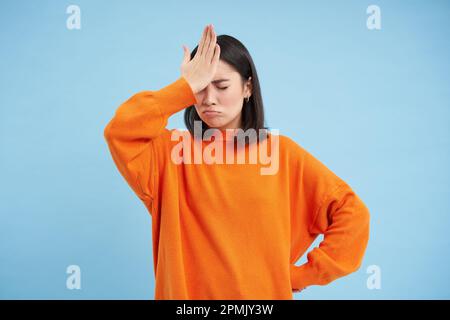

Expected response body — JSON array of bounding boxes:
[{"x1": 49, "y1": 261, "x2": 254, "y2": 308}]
[{"x1": 245, "y1": 76, "x2": 253, "y2": 97}]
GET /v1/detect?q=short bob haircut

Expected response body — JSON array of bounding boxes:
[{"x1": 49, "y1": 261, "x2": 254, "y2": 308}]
[{"x1": 184, "y1": 34, "x2": 270, "y2": 145}]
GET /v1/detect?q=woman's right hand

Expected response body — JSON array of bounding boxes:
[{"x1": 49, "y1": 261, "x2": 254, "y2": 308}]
[{"x1": 181, "y1": 24, "x2": 221, "y2": 94}]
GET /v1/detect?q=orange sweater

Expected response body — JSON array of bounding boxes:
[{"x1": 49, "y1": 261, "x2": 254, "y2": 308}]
[{"x1": 103, "y1": 76, "x2": 370, "y2": 300}]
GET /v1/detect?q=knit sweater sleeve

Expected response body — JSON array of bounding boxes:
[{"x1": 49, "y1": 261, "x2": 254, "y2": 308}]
[
  {"x1": 103, "y1": 76, "x2": 197, "y2": 213},
  {"x1": 290, "y1": 145, "x2": 371, "y2": 290}
]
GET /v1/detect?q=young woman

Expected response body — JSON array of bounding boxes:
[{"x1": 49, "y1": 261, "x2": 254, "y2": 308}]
[{"x1": 104, "y1": 24, "x2": 370, "y2": 300}]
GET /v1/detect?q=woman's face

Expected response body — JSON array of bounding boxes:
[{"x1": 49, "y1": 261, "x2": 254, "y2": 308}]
[{"x1": 194, "y1": 60, "x2": 252, "y2": 131}]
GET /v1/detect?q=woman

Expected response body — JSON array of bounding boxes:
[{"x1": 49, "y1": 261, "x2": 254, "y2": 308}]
[{"x1": 103, "y1": 24, "x2": 370, "y2": 300}]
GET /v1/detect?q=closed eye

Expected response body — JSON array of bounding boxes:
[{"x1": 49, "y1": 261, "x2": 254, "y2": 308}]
[{"x1": 218, "y1": 87, "x2": 229, "y2": 90}]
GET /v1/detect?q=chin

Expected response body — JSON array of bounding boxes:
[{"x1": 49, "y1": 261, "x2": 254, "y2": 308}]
[{"x1": 203, "y1": 119, "x2": 227, "y2": 129}]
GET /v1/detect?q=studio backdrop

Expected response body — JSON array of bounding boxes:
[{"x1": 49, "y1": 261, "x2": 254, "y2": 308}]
[{"x1": 1, "y1": 0, "x2": 449, "y2": 299}]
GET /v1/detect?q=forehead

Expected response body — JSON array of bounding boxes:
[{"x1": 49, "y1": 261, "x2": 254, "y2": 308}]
[{"x1": 214, "y1": 60, "x2": 239, "y2": 80}]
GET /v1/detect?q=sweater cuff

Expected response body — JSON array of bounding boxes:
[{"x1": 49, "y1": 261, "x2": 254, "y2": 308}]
[
  {"x1": 290, "y1": 263, "x2": 316, "y2": 290},
  {"x1": 154, "y1": 76, "x2": 198, "y2": 117}
]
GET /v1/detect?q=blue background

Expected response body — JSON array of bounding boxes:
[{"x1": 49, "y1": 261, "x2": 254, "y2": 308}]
[{"x1": 1, "y1": 0, "x2": 449, "y2": 299}]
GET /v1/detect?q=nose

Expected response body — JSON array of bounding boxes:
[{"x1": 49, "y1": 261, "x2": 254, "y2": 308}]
[{"x1": 203, "y1": 85, "x2": 216, "y2": 106}]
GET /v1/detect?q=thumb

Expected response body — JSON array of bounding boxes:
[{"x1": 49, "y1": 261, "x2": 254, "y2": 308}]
[{"x1": 182, "y1": 45, "x2": 190, "y2": 65}]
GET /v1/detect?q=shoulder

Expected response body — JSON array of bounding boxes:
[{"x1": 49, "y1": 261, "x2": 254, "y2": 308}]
[
  {"x1": 268, "y1": 131, "x2": 308, "y2": 159},
  {"x1": 269, "y1": 132, "x2": 333, "y2": 174}
]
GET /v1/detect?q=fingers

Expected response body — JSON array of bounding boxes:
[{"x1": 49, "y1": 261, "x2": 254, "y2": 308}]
[
  {"x1": 205, "y1": 25, "x2": 217, "y2": 63},
  {"x1": 198, "y1": 25, "x2": 210, "y2": 57},
  {"x1": 182, "y1": 45, "x2": 190, "y2": 65},
  {"x1": 194, "y1": 24, "x2": 218, "y2": 65},
  {"x1": 212, "y1": 44, "x2": 220, "y2": 64}
]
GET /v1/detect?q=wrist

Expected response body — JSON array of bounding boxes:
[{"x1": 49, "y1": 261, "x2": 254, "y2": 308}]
[{"x1": 181, "y1": 76, "x2": 199, "y2": 94}]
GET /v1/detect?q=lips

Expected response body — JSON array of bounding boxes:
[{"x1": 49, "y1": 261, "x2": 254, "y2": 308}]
[
  {"x1": 203, "y1": 110, "x2": 221, "y2": 116},
  {"x1": 203, "y1": 110, "x2": 220, "y2": 114}
]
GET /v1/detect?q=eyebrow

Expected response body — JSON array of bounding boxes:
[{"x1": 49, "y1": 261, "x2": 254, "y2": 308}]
[{"x1": 211, "y1": 79, "x2": 230, "y2": 84}]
